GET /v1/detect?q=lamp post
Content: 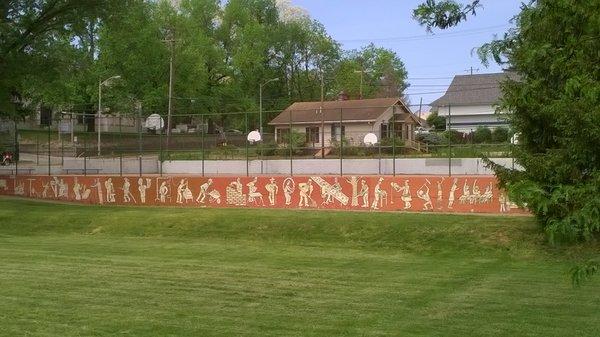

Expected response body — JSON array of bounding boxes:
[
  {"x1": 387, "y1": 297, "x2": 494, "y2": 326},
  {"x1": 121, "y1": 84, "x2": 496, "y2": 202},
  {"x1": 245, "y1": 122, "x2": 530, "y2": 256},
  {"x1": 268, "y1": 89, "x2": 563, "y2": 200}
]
[
  {"x1": 98, "y1": 75, "x2": 121, "y2": 156},
  {"x1": 259, "y1": 77, "x2": 279, "y2": 135}
]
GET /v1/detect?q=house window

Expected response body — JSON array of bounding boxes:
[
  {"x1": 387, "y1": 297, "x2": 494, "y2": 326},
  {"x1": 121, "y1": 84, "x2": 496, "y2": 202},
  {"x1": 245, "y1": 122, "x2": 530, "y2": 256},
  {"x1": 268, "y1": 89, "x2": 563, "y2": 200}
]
[
  {"x1": 380, "y1": 123, "x2": 389, "y2": 140},
  {"x1": 306, "y1": 126, "x2": 319, "y2": 144},
  {"x1": 276, "y1": 128, "x2": 289, "y2": 144},
  {"x1": 331, "y1": 124, "x2": 345, "y2": 140}
]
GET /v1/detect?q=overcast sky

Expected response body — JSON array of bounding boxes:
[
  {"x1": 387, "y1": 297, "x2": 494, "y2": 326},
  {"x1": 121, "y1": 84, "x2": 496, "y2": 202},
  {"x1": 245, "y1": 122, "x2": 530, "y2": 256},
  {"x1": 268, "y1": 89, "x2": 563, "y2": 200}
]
[{"x1": 292, "y1": 0, "x2": 522, "y2": 109}]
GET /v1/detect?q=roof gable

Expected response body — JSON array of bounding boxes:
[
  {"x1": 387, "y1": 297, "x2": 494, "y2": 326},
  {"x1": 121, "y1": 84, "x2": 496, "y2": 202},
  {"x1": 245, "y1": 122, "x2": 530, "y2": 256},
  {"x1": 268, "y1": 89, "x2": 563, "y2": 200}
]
[{"x1": 431, "y1": 72, "x2": 519, "y2": 107}]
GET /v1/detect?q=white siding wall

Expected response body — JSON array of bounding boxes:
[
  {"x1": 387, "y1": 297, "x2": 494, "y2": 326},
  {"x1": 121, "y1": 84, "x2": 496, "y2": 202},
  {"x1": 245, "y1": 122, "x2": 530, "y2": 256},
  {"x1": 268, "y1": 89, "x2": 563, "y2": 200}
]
[{"x1": 437, "y1": 105, "x2": 509, "y2": 132}]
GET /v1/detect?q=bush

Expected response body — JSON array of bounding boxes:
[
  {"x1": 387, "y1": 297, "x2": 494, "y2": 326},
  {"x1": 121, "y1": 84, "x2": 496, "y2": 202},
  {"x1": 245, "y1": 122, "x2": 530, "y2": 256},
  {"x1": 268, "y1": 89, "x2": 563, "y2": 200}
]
[
  {"x1": 491, "y1": 127, "x2": 510, "y2": 143},
  {"x1": 473, "y1": 126, "x2": 492, "y2": 143},
  {"x1": 441, "y1": 130, "x2": 466, "y2": 144},
  {"x1": 416, "y1": 132, "x2": 443, "y2": 145},
  {"x1": 426, "y1": 112, "x2": 446, "y2": 131}
]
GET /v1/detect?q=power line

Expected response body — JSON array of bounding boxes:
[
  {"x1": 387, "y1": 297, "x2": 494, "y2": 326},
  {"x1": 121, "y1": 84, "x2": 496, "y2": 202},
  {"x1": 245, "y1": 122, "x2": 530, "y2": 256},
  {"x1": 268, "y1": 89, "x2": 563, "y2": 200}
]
[{"x1": 338, "y1": 24, "x2": 510, "y2": 43}]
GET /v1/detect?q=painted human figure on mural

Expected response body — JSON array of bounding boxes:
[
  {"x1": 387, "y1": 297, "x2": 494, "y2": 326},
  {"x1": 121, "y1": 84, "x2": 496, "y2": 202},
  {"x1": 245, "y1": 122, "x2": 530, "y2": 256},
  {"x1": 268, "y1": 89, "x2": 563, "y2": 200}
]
[
  {"x1": 122, "y1": 178, "x2": 136, "y2": 203},
  {"x1": 499, "y1": 192, "x2": 508, "y2": 213},
  {"x1": 459, "y1": 180, "x2": 471, "y2": 204},
  {"x1": 176, "y1": 179, "x2": 193, "y2": 204},
  {"x1": 298, "y1": 179, "x2": 315, "y2": 207},
  {"x1": 14, "y1": 181, "x2": 25, "y2": 195},
  {"x1": 322, "y1": 177, "x2": 341, "y2": 205},
  {"x1": 398, "y1": 180, "x2": 412, "y2": 210},
  {"x1": 138, "y1": 178, "x2": 151, "y2": 204},
  {"x1": 345, "y1": 176, "x2": 360, "y2": 207},
  {"x1": 159, "y1": 181, "x2": 169, "y2": 203},
  {"x1": 471, "y1": 180, "x2": 481, "y2": 205},
  {"x1": 226, "y1": 178, "x2": 246, "y2": 206},
  {"x1": 41, "y1": 181, "x2": 50, "y2": 198},
  {"x1": 73, "y1": 177, "x2": 82, "y2": 200},
  {"x1": 50, "y1": 177, "x2": 59, "y2": 198},
  {"x1": 371, "y1": 178, "x2": 388, "y2": 210},
  {"x1": 265, "y1": 178, "x2": 278, "y2": 206},
  {"x1": 0, "y1": 179, "x2": 6, "y2": 191},
  {"x1": 105, "y1": 178, "x2": 116, "y2": 203},
  {"x1": 196, "y1": 179, "x2": 213, "y2": 204},
  {"x1": 417, "y1": 182, "x2": 433, "y2": 211},
  {"x1": 58, "y1": 179, "x2": 68, "y2": 198},
  {"x1": 91, "y1": 178, "x2": 104, "y2": 204},
  {"x1": 359, "y1": 179, "x2": 369, "y2": 208},
  {"x1": 247, "y1": 177, "x2": 265, "y2": 206},
  {"x1": 482, "y1": 182, "x2": 493, "y2": 203},
  {"x1": 448, "y1": 178, "x2": 458, "y2": 209},
  {"x1": 283, "y1": 178, "x2": 294, "y2": 205},
  {"x1": 436, "y1": 178, "x2": 444, "y2": 210}
]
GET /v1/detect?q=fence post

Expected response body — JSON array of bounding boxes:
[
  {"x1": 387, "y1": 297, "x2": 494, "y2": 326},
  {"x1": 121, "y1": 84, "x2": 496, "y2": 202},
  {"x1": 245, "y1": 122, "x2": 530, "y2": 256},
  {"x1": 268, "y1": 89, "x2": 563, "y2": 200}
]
[
  {"x1": 245, "y1": 110, "x2": 249, "y2": 177},
  {"x1": 138, "y1": 111, "x2": 142, "y2": 177},
  {"x1": 201, "y1": 114, "x2": 204, "y2": 177},
  {"x1": 36, "y1": 136, "x2": 39, "y2": 165},
  {"x1": 392, "y1": 106, "x2": 396, "y2": 176},
  {"x1": 159, "y1": 116, "x2": 163, "y2": 177},
  {"x1": 339, "y1": 108, "x2": 343, "y2": 176},
  {"x1": 83, "y1": 131, "x2": 87, "y2": 176},
  {"x1": 448, "y1": 104, "x2": 452, "y2": 177},
  {"x1": 378, "y1": 137, "x2": 382, "y2": 175},
  {"x1": 289, "y1": 109, "x2": 293, "y2": 176},
  {"x1": 61, "y1": 136, "x2": 64, "y2": 166},
  {"x1": 14, "y1": 119, "x2": 18, "y2": 177},
  {"x1": 119, "y1": 116, "x2": 123, "y2": 176},
  {"x1": 47, "y1": 122, "x2": 51, "y2": 176}
]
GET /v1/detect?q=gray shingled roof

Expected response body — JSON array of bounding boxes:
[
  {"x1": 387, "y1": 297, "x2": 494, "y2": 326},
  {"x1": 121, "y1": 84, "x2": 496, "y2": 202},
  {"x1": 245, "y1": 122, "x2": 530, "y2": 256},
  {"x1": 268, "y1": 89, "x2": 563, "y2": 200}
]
[
  {"x1": 431, "y1": 72, "x2": 518, "y2": 107},
  {"x1": 269, "y1": 97, "x2": 411, "y2": 125}
]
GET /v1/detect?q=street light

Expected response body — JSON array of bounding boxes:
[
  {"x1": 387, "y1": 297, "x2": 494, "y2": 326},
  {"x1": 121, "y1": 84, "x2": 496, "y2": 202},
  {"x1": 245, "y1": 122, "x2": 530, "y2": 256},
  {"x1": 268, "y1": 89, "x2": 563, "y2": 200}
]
[
  {"x1": 259, "y1": 77, "x2": 279, "y2": 135},
  {"x1": 98, "y1": 75, "x2": 121, "y2": 156}
]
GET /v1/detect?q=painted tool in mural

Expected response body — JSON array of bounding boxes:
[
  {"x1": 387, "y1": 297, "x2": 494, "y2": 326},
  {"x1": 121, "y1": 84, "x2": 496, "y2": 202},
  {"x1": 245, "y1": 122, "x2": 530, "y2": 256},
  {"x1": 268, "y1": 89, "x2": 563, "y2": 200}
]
[{"x1": 265, "y1": 178, "x2": 278, "y2": 206}]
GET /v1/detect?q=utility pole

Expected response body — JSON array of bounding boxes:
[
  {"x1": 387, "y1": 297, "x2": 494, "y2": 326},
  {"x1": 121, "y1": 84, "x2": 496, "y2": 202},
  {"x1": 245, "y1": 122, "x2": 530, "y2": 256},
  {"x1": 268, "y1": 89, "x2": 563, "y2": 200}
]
[
  {"x1": 418, "y1": 97, "x2": 423, "y2": 120},
  {"x1": 164, "y1": 33, "x2": 175, "y2": 152},
  {"x1": 320, "y1": 72, "x2": 325, "y2": 158}
]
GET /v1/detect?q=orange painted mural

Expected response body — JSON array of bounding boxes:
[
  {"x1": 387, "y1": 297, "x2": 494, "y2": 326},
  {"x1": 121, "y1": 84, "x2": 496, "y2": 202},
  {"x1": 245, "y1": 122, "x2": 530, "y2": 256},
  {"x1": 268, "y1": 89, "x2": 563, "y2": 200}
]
[{"x1": 0, "y1": 175, "x2": 524, "y2": 214}]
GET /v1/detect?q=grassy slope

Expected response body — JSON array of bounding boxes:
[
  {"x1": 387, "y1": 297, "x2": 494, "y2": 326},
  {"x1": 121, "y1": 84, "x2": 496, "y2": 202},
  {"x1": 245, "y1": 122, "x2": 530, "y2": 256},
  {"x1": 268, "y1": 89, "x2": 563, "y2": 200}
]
[{"x1": 0, "y1": 197, "x2": 598, "y2": 337}]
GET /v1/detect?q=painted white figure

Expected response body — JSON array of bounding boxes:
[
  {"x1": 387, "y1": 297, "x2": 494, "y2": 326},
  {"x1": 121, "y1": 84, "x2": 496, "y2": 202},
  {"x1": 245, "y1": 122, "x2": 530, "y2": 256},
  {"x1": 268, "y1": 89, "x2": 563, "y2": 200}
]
[
  {"x1": 371, "y1": 177, "x2": 387, "y2": 210},
  {"x1": 448, "y1": 178, "x2": 458, "y2": 209},
  {"x1": 91, "y1": 178, "x2": 104, "y2": 204},
  {"x1": 283, "y1": 178, "x2": 294, "y2": 205},
  {"x1": 176, "y1": 179, "x2": 192, "y2": 204},
  {"x1": 470, "y1": 180, "x2": 481, "y2": 205},
  {"x1": 14, "y1": 181, "x2": 25, "y2": 196},
  {"x1": 265, "y1": 178, "x2": 278, "y2": 206},
  {"x1": 138, "y1": 178, "x2": 151, "y2": 204},
  {"x1": 122, "y1": 178, "x2": 136, "y2": 203},
  {"x1": 226, "y1": 178, "x2": 246, "y2": 206},
  {"x1": 499, "y1": 192, "x2": 508, "y2": 213},
  {"x1": 41, "y1": 182, "x2": 50, "y2": 198},
  {"x1": 58, "y1": 178, "x2": 68, "y2": 198},
  {"x1": 359, "y1": 179, "x2": 369, "y2": 208},
  {"x1": 73, "y1": 177, "x2": 82, "y2": 200},
  {"x1": 196, "y1": 179, "x2": 213, "y2": 204},
  {"x1": 159, "y1": 181, "x2": 169, "y2": 203},
  {"x1": 313, "y1": 176, "x2": 348, "y2": 206},
  {"x1": 482, "y1": 182, "x2": 494, "y2": 203},
  {"x1": 0, "y1": 179, "x2": 6, "y2": 191},
  {"x1": 26, "y1": 179, "x2": 36, "y2": 197},
  {"x1": 247, "y1": 177, "x2": 265, "y2": 206},
  {"x1": 345, "y1": 176, "x2": 360, "y2": 207},
  {"x1": 417, "y1": 183, "x2": 433, "y2": 211},
  {"x1": 50, "y1": 177, "x2": 59, "y2": 198},
  {"x1": 298, "y1": 179, "x2": 315, "y2": 207},
  {"x1": 104, "y1": 178, "x2": 116, "y2": 203},
  {"x1": 436, "y1": 178, "x2": 444, "y2": 209},
  {"x1": 399, "y1": 180, "x2": 412, "y2": 210},
  {"x1": 459, "y1": 180, "x2": 471, "y2": 204}
]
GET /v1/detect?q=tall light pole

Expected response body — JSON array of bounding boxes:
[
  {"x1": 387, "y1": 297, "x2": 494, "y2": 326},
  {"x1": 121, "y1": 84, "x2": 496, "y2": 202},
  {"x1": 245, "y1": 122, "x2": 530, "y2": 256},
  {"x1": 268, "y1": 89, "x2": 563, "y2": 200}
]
[
  {"x1": 98, "y1": 75, "x2": 121, "y2": 156},
  {"x1": 259, "y1": 77, "x2": 279, "y2": 135}
]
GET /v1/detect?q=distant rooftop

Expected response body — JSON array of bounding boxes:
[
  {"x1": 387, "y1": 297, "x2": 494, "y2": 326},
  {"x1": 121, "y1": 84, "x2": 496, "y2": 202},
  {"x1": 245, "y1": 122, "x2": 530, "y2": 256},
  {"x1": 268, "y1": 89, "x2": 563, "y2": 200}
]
[{"x1": 431, "y1": 72, "x2": 519, "y2": 107}]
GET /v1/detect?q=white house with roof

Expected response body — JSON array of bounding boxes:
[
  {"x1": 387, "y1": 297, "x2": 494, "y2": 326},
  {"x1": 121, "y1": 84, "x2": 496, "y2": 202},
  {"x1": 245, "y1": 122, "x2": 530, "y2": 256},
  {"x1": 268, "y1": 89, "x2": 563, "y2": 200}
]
[{"x1": 431, "y1": 72, "x2": 518, "y2": 132}]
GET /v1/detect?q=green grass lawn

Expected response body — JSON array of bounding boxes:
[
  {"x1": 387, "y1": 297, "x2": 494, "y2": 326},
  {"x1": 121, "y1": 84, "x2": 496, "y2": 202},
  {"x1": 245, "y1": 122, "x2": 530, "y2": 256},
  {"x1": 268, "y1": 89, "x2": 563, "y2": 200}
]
[{"x1": 0, "y1": 197, "x2": 598, "y2": 336}]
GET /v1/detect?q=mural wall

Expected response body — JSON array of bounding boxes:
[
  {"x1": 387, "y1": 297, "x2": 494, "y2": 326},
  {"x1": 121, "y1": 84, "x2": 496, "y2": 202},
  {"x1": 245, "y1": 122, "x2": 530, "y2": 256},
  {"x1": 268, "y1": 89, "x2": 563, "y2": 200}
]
[{"x1": 0, "y1": 175, "x2": 524, "y2": 214}]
